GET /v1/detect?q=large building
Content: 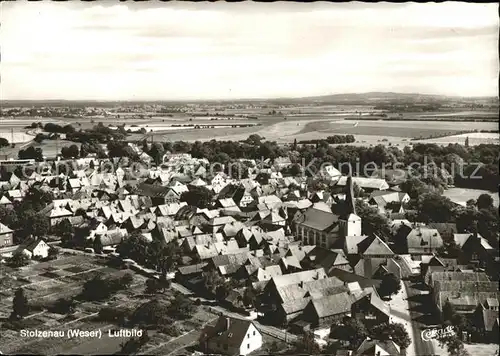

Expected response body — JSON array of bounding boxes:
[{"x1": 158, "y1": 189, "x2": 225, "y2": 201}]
[{"x1": 293, "y1": 176, "x2": 361, "y2": 249}]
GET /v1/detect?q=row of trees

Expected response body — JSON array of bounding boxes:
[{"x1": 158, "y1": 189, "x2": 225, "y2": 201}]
[
  {"x1": 116, "y1": 233, "x2": 182, "y2": 274},
  {"x1": 298, "y1": 134, "x2": 356, "y2": 145}
]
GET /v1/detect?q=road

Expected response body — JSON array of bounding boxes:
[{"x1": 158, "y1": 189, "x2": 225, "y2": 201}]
[{"x1": 404, "y1": 280, "x2": 440, "y2": 356}]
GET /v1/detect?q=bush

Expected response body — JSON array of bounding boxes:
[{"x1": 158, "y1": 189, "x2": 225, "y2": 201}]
[
  {"x1": 159, "y1": 324, "x2": 181, "y2": 337},
  {"x1": 7, "y1": 253, "x2": 30, "y2": 268}
]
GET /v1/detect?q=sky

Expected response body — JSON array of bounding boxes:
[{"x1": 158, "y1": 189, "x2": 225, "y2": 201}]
[{"x1": 1, "y1": 1, "x2": 498, "y2": 100}]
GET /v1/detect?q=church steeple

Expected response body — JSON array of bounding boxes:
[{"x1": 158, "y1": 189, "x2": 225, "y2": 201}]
[{"x1": 345, "y1": 175, "x2": 356, "y2": 215}]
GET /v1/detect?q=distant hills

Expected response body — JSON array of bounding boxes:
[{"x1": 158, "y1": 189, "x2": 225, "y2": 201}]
[{"x1": 1, "y1": 92, "x2": 497, "y2": 107}]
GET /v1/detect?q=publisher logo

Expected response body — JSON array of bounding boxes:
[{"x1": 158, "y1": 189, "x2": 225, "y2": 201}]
[{"x1": 421, "y1": 325, "x2": 456, "y2": 341}]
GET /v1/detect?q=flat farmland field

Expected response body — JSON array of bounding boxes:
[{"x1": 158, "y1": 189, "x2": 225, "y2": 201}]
[
  {"x1": 0, "y1": 253, "x2": 149, "y2": 355},
  {"x1": 297, "y1": 119, "x2": 498, "y2": 139}
]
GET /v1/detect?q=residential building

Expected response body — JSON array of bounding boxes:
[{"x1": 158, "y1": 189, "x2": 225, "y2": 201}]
[{"x1": 199, "y1": 316, "x2": 263, "y2": 356}]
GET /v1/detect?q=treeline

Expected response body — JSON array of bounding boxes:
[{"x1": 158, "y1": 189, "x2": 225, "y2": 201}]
[
  {"x1": 298, "y1": 135, "x2": 355, "y2": 144},
  {"x1": 66, "y1": 123, "x2": 127, "y2": 143},
  {"x1": 373, "y1": 103, "x2": 442, "y2": 112}
]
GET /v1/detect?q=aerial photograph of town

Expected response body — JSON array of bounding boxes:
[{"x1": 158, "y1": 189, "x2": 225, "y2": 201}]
[{"x1": 0, "y1": 1, "x2": 498, "y2": 356}]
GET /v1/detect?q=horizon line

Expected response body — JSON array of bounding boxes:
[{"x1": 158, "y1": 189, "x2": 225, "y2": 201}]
[{"x1": 1, "y1": 91, "x2": 498, "y2": 103}]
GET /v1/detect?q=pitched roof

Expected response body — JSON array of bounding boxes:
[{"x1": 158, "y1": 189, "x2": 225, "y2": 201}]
[
  {"x1": 362, "y1": 236, "x2": 394, "y2": 256},
  {"x1": 201, "y1": 316, "x2": 257, "y2": 349},
  {"x1": 272, "y1": 268, "x2": 327, "y2": 288},
  {"x1": 481, "y1": 309, "x2": 499, "y2": 332},
  {"x1": 355, "y1": 338, "x2": 401, "y2": 356},
  {"x1": 407, "y1": 228, "x2": 443, "y2": 252},
  {"x1": 337, "y1": 176, "x2": 389, "y2": 190},
  {"x1": 0, "y1": 222, "x2": 13, "y2": 234},
  {"x1": 330, "y1": 268, "x2": 382, "y2": 289},
  {"x1": 310, "y1": 292, "x2": 354, "y2": 318},
  {"x1": 296, "y1": 205, "x2": 339, "y2": 231}
]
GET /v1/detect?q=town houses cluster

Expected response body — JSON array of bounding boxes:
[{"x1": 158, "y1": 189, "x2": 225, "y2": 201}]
[{"x1": 0, "y1": 141, "x2": 498, "y2": 356}]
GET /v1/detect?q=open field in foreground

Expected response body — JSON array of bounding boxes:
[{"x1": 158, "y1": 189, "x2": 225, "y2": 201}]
[
  {"x1": 0, "y1": 253, "x2": 224, "y2": 355},
  {"x1": 0, "y1": 253, "x2": 148, "y2": 355}
]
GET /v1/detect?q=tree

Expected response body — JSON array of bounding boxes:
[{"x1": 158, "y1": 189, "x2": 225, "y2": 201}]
[
  {"x1": 93, "y1": 236, "x2": 103, "y2": 254},
  {"x1": 245, "y1": 134, "x2": 263, "y2": 146},
  {"x1": 377, "y1": 273, "x2": 402, "y2": 298},
  {"x1": 8, "y1": 253, "x2": 29, "y2": 268},
  {"x1": 294, "y1": 331, "x2": 320, "y2": 354},
  {"x1": 47, "y1": 246, "x2": 59, "y2": 260},
  {"x1": 149, "y1": 142, "x2": 165, "y2": 165},
  {"x1": 18, "y1": 146, "x2": 43, "y2": 161},
  {"x1": 145, "y1": 278, "x2": 161, "y2": 294},
  {"x1": 167, "y1": 293, "x2": 195, "y2": 319},
  {"x1": 180, "y1": 186, "x2": 214, "y2": 209},
  {"x1": 330, "y1": 316, "x2": 368, "y2": 349},
  {"x1": 55, "y1": 218, "x2": 73, "y2": 239},
  {"x1": 400, "y1": 177, "x2": 431, "y2": 199},
  {"x1": 119, "y1": 273, "x2": 134, "y2": 289},
  {"x1": 12, "y1": 288, "x2": 29, "y2": 319},
  {"x1": 439, "y1": 335, "x2": 470, "y2": 356},
  {"x1": 215, "y1": 284, "x2": 231, "y2": 301},
  {"x1": 74, "y1": 208, "x2": 87, "y2": 218},
  {"x1": 414, "y1": 193, "x2": 457, "y2": 223},
  {"x1": 442, "y1": 301, "x2": 456, "y2": 322},
  {"x1": 242, "y1": 286, "x2": 256, "y2": 307},
  {"x1": 437, "y1": 239, "x2": 461, "y2": 259},
  {"x1": 0, "y1": 206, "x2": 18, "y2": 229},
  {"x1": 0, "y1": 137, "x2": 10, "y2": 148},
  {"x1": 49, "y1": 297, "x2": 76, "y2": 314},
  {"x1": 477, "y1": 194, "x2": 494, "y2": 210},
  {"x1": 355, "y1": 200, "x2": 391, "y2": 240},
  {"x1": 202, "y1": 270, "x2": 225, "y2": 295},
  {"x1": 61, "y1": 144, "x2": 80, "y2": 158},
  {"x1": 371, "y1": 322, "x2": 411, "y2": 350}
]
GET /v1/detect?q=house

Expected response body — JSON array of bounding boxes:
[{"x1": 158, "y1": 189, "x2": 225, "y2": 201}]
[
  {"x1": 471, "y1": 304, "x2": 499, "y2": 343},
  {"x1": 273, "y1": 156, "x2": 292, "y2": 170},
  {"x1": 370, "y1": 168, "x2": 409, "y2": 186},
  {"x1": 336, "y1": 176, "x2": 389, "y2": 192},
  {"x1": 351, "y1": 290, "x2": 390, "y2": 326},
  {"x1": 46, "y1": 206, "x2": 73, "y2": 226},
  {"x1": 454, "y1": 233, "x2": 498, "y2": 274},
  {"x1": 301, "y1": 246, "x2": 352, "y2": 274},
  {"x1": 318, "y1": 165, "x2": 342, "y2": 181},
  {"x1": 368, "y1": 191, "x2": 410, "y2": 214},
  {"x1": 354, "y1": 338, "x2": 402, "y2": 356},
  {"x1": 431, "y1": 276, "x2": 498, "y2": 315},
  {"x1": 0, "y1": 222, "x2": 14, "y2": 247},
  {"x1": 199, "y1": 316, "x2": 263, "y2": 356},
  {"x1": 345, "y1": 235, "x2": 394, "y2": 258},
  {"x1": 16, "y1": 238, "x2": 50, "y2": 259},
  {"x1": 0, "y1": 195, "x2": 13, "y2": 207},
  {"x1": 405, "y1": 227, "x2": 443, "y2": 255},
  {"x1": 302, "y1": 291, "x2": 355, "y2": 327}
]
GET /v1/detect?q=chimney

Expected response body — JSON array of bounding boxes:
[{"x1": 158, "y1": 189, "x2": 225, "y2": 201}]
[{"x1": 225, "y1": 317, "x2": 230, "y2": 331}]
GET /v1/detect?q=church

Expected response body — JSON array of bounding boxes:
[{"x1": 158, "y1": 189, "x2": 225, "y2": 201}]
[{"x1": 293, "y1": 176, "x2": 361, "y2": 249}]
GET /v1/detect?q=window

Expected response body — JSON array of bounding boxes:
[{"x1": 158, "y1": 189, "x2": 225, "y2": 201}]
[
  {"x1": 253, "y1": 331, "x2": 256, "y2": 336},
  {"x1": 247, "y1": 344, "x2": 250, "y2": 349},
  {"x1": 224, "y1": 344, "x2": 228, "y2": 350},
  {"x1": 247, "y1": 334, "x2": 250, "y2": 339}
]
